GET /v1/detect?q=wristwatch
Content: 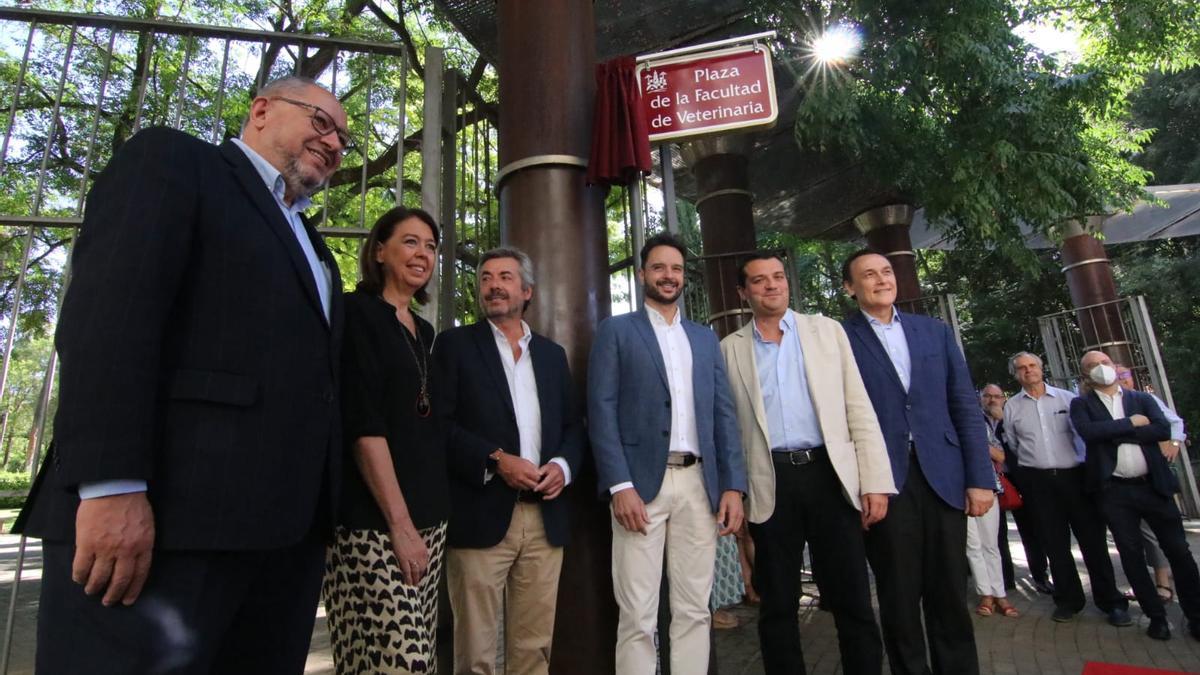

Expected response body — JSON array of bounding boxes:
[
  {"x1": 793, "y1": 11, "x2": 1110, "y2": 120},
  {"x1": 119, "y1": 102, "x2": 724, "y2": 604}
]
[{"x1": 487, "y1": 449, "x2": 503, "y2": 471}]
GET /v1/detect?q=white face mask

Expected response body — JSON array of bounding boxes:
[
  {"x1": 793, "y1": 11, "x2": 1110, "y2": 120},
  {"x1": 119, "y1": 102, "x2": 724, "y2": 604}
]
[{"x1": 1089, "y1": 364, "x2": 1117, "y2": 386}]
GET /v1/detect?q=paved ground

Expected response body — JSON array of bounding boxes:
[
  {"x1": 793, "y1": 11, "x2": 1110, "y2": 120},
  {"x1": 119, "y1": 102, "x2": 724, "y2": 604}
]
[{"x1": 1, "y1": 515, "x2": 1199, "y2": 674}]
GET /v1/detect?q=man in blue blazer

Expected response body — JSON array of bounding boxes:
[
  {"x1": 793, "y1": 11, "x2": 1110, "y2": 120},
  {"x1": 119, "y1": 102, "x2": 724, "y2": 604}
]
[
  {"x1": 840, "y1": 249, "x2": 994, "y2": 675},
  {"x1": 1071, "y1": 350, "x2": 1200, "y2": 642},
  {"x1": 588, "y1": 233, "x2": 748, "y2": 675}
]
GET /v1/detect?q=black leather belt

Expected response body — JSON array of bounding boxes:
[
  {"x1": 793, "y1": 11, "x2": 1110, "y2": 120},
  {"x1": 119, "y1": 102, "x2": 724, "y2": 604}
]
[
  {"x1": 772, "y1": 445, "x2": 826, "y2": 466},
  {"x1": 516, "y1": 491, "x2": 543, "y2": 503},
  {"x1": 1110, "y1": 475, "x2": 1149, "y2": 485},
  {"x1": 666, "y1": 452, "x2": 701, "y2": 468}
]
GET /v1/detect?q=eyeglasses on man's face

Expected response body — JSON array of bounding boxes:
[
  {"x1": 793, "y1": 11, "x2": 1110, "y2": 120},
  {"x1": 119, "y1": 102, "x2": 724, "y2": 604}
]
[{"x1": 271, "y1": 96, "x2": 353, "y2": 152}]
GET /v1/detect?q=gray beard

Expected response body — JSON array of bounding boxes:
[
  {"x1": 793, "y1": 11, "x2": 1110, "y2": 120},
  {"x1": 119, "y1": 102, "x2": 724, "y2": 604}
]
[{"x1": 282, "y1": 156, "x2": 324, "y2": 199}]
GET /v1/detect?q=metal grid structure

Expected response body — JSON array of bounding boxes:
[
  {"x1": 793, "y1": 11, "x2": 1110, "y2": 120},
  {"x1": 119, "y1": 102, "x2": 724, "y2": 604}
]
[
  {"x1": 0, "y1": 10, "x2": 501, "y2": 670},
  {"x1": 1038, "y1": 297, "x2": 1200, "y2": 517}
]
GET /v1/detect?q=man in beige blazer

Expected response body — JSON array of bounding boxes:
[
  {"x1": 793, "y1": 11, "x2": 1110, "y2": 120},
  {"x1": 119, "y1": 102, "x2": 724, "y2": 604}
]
[{"x1": 720, "y1": 253, "x2": 896, "y2": 675}]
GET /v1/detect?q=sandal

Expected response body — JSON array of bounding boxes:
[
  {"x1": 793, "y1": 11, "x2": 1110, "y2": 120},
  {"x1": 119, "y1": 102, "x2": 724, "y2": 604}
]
[
  {"x1": 1157, "y1": 585, "x2": 1174, "y2": 603},
  {"x1": 995, "y1": 601, "x2": 1020, "y2": 618},
  {"x1": 975, "y1": 601, "x2": 994, "y2": 617}
]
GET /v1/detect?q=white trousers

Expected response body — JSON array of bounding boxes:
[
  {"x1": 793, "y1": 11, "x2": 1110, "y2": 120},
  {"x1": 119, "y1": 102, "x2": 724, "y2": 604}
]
[
  {"x1": 611, "y1": 464, "x2": 717, "y2": 675},
  {"x1": 966, "y1": 503, "x2": 1006, "y2": 597}
]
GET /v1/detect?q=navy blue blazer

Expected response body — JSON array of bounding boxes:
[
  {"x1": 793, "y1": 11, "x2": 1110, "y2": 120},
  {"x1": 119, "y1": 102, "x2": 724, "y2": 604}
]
[
  {"x1": 16, "y1": 128, "x2": 343, "y2": 550},
  {"x1": 435, "y1": 321, "x2": 585, "y2": 548},
  {"x1": 842, "y1": 310, "x2": 992, "y2": 510},
  {"x1": 587, "y1": 309, "x2": 747, "y2": 511},
  {"x1": 1070, "y1": 388, "x2": 1176, "y2": 497}
]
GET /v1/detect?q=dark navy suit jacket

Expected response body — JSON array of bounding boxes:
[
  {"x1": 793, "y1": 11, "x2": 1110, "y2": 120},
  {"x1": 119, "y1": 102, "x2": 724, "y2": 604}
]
[
  {"x1": 16, "y1": 128, "x2": 343, "y2": 550},
  {"x1": 1070, "y1": 388, "x2": 1176, "y2": 497},
  {"x1": 587, "y1": 309, "x2": 747, "y2": 511},
  {"x1": 842, "y1": 310, "x2": 992, "y2": 509},
  {"x1": 435, "y1": 321, "x2": 585, "y2": 548}
]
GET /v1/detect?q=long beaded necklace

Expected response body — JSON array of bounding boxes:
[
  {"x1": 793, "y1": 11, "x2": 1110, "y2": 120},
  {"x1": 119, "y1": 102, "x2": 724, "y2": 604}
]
[{"x1": 397, "y1": 310, "x2": 432, "y2": 417}]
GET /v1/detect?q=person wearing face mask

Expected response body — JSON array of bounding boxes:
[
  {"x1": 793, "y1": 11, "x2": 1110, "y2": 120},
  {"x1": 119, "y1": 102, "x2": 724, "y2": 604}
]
[
  {"x1": 1112, "y1": 364, "x2": 1188, "y2": 606},
  {"x1": 1070, "y1": 351, "x2": 1200, "y2": 641},
  {"x1": 1002, "y1": 351, "x2": 1130, "y2": 627}
]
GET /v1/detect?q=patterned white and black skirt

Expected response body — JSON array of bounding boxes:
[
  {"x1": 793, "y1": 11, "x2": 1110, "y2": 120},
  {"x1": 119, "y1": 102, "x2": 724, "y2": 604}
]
[{"x1": 323, "y1": 522, "x2": 448, "y2": 674}]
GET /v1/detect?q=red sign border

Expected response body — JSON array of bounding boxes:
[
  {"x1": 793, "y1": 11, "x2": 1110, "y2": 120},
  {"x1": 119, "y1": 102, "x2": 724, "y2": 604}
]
[{"x1": 636, "y1": 44, "x2": 779, "y2": 143}]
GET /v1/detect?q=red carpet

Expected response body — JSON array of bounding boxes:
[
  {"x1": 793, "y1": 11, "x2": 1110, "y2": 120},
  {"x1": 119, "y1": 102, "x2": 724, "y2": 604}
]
[{"x1": 1083, "y1": 663, "x2": 1198, "y2": 675}]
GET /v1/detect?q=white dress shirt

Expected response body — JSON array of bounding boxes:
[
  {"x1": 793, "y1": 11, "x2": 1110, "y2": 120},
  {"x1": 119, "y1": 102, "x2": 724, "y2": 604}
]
[
  {"x1": 647, "y1": 306, "x2": 699, "y2": 456},
  {"x1": 1095, "y1": 388, "x2": 1149, "y2": 478},
  {"x1": 609, "y1": 306, "x2": 698, "y2": 496},
  {"x1": 488, "y1": 320, "x2": 571, "y2": 484}
]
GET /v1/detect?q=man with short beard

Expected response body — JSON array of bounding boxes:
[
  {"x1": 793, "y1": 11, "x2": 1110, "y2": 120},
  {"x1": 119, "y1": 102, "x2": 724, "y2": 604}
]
[
  {"x1": 588, "y1": 232, "x2": 747, "y2": 674},
  {"x1": 1071, "y1": 350, "x2": 1200, "y2": 641},
  {"x1": 434, "y1": 247, "x2": 584, "y2": 674},
  {"x1": 15, "y1": 76, "x2": 347, "y2": 672}
]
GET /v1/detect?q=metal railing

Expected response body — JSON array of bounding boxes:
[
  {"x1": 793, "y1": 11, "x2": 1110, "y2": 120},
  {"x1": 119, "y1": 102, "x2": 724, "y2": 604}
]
[
  {"x1": 0, "y1": 10, "x2": 498, "y2": 671},
  {"x1": 1038, "y1": 296, "x2": 1200, "y2": 517}
]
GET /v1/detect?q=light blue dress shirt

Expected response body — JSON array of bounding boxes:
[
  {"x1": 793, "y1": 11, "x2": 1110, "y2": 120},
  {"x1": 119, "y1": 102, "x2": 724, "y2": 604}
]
[
  {"x1": 753, "y1": 312, "x2": 824, "y2": 451},
  {"x1": 80, "y1": 139, "x2": 333, "y2": 500},
  {"x1": 232, "y1": 138, "x2": 333, "y2": 322},
  {"x1": 864, "y1": 307, "x2": 911, "y2": 392}
]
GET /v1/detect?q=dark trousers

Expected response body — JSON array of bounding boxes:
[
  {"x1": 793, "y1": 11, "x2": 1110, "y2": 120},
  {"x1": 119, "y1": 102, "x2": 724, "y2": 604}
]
[
  {"x1": 37, "y1": 536, "x2": 325, "y2": 674},
  {"x1": 997, "y1": 468, "x2": 1050, "y2": 588},
  {"x1": 1020, "y1": 466, "x2": 1126, "y2": 613},
  {"x1": 1098, "y1": 480, "x2": 1200, "y2": 623},
  {"x1": 749, "y1": 450, "x2": 882, "y2": 675},
  {"x1": 865, "y1": 459, "x2": 977, "y2": 675}
]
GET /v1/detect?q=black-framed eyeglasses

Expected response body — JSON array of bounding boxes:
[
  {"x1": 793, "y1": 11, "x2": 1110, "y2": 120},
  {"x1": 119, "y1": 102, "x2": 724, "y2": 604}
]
[{"x1": 270, "y1": 96, "x2": 353, "y2": 152}]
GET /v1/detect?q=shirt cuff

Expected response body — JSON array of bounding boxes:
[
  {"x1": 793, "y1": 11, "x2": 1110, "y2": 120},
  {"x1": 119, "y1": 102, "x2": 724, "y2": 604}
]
[
  {"x1": 609, "y1": 481, "x2": 635, "y2": 496},
  {"x1": 78, "y1": 479, "x2": 148, "y2": 500},
  {"x1": 549, "y1": 457, "x2": 572, "y2": 486}
]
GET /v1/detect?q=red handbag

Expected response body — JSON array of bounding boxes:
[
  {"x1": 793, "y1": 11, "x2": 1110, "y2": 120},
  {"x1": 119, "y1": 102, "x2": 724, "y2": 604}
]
[{"x1": 997, "y1": 472, "x2": 1023, "y2": 510}]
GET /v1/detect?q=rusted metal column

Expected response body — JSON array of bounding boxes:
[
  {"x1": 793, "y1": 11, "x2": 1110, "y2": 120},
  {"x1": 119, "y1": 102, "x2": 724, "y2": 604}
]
[
  {"x1": 496, "y1": 2, "x2": 614, "y2": 673},
  {"x1": 1060, "y1": 217, "x2": 1133, "y2": 367},
  {"x1": 680, "y1": 135, "x2": 757, "y2": 338},
  {"x1": 853, "y1": 204, "x2": 921, "y2": 313}
]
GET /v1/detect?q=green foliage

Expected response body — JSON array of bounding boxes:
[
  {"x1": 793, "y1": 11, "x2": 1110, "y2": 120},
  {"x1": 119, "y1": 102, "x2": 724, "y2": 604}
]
[
  {"x1": 1129, "y1": 67, "x2": 1200, "y2": 184},
  {"x1": 0, "y1": 472, "x2": 32, "y2": 509},
  {"x1": 919, "y1": 246, "x2": 1071, "y2": 390},
  {"x1": 747, "y1": 0, "x2": 1189, "y2": 261},
  {"x1": 1108, "y1": 239, "x2": 1200, "y2": 429}
]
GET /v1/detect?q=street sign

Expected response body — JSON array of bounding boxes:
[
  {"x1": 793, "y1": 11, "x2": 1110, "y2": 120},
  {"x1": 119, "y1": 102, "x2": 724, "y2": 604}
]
[{"x1": 636, "y1": 43, "x2": 778, "y2": 143}]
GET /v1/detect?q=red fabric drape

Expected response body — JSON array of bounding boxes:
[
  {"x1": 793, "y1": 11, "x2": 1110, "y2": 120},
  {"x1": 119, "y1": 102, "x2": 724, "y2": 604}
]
[{"x1": 586, "y1": 56, "x2": 652, "y2": 187}]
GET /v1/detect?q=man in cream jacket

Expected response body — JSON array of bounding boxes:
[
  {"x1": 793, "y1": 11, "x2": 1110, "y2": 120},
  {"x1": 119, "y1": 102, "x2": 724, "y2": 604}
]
[{"x1": 720, "y1": 252, "x2": 896, "y2": 675}]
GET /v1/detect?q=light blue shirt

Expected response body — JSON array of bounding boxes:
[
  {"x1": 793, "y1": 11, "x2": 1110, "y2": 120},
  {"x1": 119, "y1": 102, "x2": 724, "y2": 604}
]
[
  {"x1": 864, "y1": 308, "x2": 911, "y2": 392},
  {"x1": 232, "y1": 138, "x2": 333, "y2": 322},
  {"x1": 753, "y1": 312, "x2": 824, "y2": 451},
  {"x1": 1149, "y1": 393, "x2": 1186, "y2": 442},
  {"x1": 80, "y1": 138, "x2": 333, "y2": 500}
]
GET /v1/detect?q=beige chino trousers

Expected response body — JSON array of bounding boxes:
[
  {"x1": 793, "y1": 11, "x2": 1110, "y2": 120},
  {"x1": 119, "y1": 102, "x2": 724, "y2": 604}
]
[
  {"x1": 447, "y1": 502, "x2": 563, "y2": 675},
  {"x1": 611, "y1": 463, "x2": 717, "y2": 675}
]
